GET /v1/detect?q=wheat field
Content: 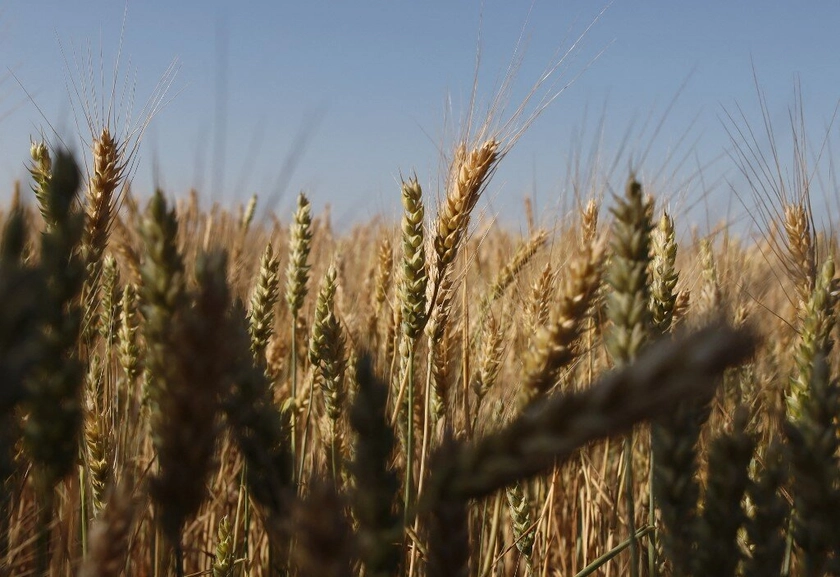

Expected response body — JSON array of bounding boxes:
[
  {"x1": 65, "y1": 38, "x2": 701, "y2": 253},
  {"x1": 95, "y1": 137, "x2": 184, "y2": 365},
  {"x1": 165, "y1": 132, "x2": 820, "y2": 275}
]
[{"x1": 0, "y1": 75, "x2": 838, "y2": 577}]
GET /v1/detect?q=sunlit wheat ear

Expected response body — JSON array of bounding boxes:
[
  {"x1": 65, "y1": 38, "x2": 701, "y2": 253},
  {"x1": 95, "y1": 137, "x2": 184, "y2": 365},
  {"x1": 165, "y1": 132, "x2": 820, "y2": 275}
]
[
  {"x1": 241, "y1": 193, "x2": 258, "y2": 232},
  {"x1": 398, "y1": 176, "x2": 428, "y2": 341},
  {"x1": 581, "y1": 198, "x2": 599, "y2": 244},
  {"x1": 117, "y1": 284, "x2": 141, "y2": 385},
  {"x1": 480, "y1": 228, "x2": 547, "y2": 313},
  {"x1": 672, "y1": 288, "x2": 691, "y2": 326},
  {"x1": 784, "y1": 352, "x2": 840, "y2": 576},
  {"x1": 433, "y1": 139, "x2": 500, "y2": 284},
  {"x1": 98, "y1": 254, "x2": 121, "y2": 346},
  {"x1": 230, "y1": 195, "x2": 259, "y2": 277},
  {"x1": 427, "y1": 323, "x2": 756, "y2": 502},
  {"x1": 605, "y1": 176, "x2": 654, "y2": 576},
  {"x1": 83, "y1": 359, "x2": 110, "y2": 515},
  {"x1": 139, "y1": 190, "x2": 187, "y2": 421},
  {"x1": 111, "y1": 214, "x2": 143, "y2": 284},
  {"x1": 506, "y1": 481, "x2": 535, "y2": 577},
  {"x1": 368, "y1": 236, "x2": 393, "y2": 348},
  {"x1": 79, "y1": 480, "x2": 138, "y2": 577},
  {"x1": 392, "y1": 176, "x2": 429, "y2": 511},
  {"x1": 696, "y1": 238, "x2": 723, "y2": 322},
  {"x1": 606, "y1": 177, "x2": 654, "y2": 365},
  {"x1": 781, "y1": 255, "x2": 840, "y2": 575},
  {"x1": 786, "y1": 256, "x2": 837, "y2": 421},
  {"x1": 310, "y1": 264, "x2": 347, "y2": 424},
  {"x1": 285, "y1": 192, "x2": 313, "y2": 320},
  {"x1": 248, "y1": 243, "x2": 280, "y2": 361},
  {"x1": 427, "y1": 273, "x2": 455, "y2": 424},
  {"x1": 471, "y1": 313, "x2": 505, "y2": 409},
  {"x1": 783, "y1": 202, "x2": 816, "y2": 307},
  {"x1": 520, "y1": 237, "x2": 605, "y2": 407},
  {"x1": 309, "y1": 263, "x2": 348, "y2": 480},
  {"x1": 65, "y1": 31, "x2": 177, "y2": 338},
  {"x1": 28, "y1": 141, "x2": 54, "y2": 229},
  {"x1": 525, "y1": 262, "x2": 554, "y2": 335},
  {"x1": 650, "y1": 211, "x2": 679, "y2": 335},
  {"x1": 212, "y1": 516, "x2": 234, "y2": 577},
  {"x1": 81, "y1": 128, "x2": 126, "y2": 342}
]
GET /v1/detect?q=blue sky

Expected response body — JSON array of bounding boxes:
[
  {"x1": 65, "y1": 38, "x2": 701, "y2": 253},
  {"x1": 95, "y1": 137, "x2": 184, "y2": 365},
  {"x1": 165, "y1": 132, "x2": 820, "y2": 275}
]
[{"x1": 1, "y1": 1, "x2": 839, "y2": 231}]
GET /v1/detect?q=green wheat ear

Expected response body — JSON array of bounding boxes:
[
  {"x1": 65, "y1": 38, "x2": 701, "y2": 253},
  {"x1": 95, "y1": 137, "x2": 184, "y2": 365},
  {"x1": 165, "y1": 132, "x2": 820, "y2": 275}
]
[
  {"x1": 606, "y1": 176, "x2": 653, "y2": 365},
  {"x1": 605, "y1": 176, "x2": 654, "y2": 577},
  {"x1": 690, "y1": 408, "x2": 755, "y2": 576},
  {"x1": 285, "y1": 192, "x2": 313, "y2": 319},
  {"x1": 787, "y1": 256, "x2": 837, "y2": 421},
  {"x1": 650, "y1": 211, "x2": 679, "y2": 335},
  {"x1": 23, "y1": 148, "x2": 85, "y2": 576},
  {"x1": 25, "y1": 148, "x2": 85, "y2": 490},
  {"x1": 248, "y1": 242, "x2": 280, "y2": 361},
  {"x1": 784, "y1": 257, "x2": 840, "y2": 576}
]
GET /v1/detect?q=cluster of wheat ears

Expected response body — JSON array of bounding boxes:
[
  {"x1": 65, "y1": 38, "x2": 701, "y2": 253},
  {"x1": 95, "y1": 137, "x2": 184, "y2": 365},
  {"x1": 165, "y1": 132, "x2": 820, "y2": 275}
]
[{"x1": 1, "y1": 95, "x2": 839, "y2": 577}]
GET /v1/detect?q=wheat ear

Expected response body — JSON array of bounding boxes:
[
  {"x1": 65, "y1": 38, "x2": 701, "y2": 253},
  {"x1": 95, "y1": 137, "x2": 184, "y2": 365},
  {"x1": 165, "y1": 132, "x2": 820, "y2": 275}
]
[
  {"x1": 285, "y1": 192, "x2": 313, "y2": 473},
  {"x1": 786, "y1": 256, "x2": 837, "y2": 421},
  {"x1": 690, "y1": 408, "x2": 755, "y2": 576},
  {"x1": 742, "y1": 441, "x2": 788, "y2": 577},
  {"x1": 606, "y1": 177, "x2": 654, "y2": 576},
  {"x1": 521, "y1": 237, "x2": 605, "y2": 406},
  {"x1": 650, "y1": 211, "x2": 679, "y2": 335},
  {"x1": 212, "y1": 516, "x2": 234, "y2": 577},
  {"x1": 434, "y1": 140, "x2": 499, "y2": 275},
  {"x1": 784, "y1": 257, "x2": 840, "y2": 575},
  {"x1": 24, "y1": 149, "x2": 85, "y2": 575},
  {"x1": 369, "y1": 236, "x2": 394, "y2": 352},
  {"x1": 427, "y1": 323, "x2": 755, "y2": 502},
  {"x1": 309, "y1": 263, "x2": 347, "y2": 481},
  {"x1": 81, "y1": 128, "x2": 125, "y2": 343},
  {"x1": 349, "y1": 355, "x2": 403, "y2": 577},
  {"x1": 783, "y1": 202, "x2": 816, "y2": 308},
  {"x1": 395, "y1": 176, "x2": 428, "y2": 512},
  {"x1": 78, "y1": 480, "x2": 138, "y2": 577},
  {"x1": 248, "y1": 242, "x2": 281, "y2": 361},
  {"x1": 480, "y1": 228, "x2": 547, "y2": 313}
]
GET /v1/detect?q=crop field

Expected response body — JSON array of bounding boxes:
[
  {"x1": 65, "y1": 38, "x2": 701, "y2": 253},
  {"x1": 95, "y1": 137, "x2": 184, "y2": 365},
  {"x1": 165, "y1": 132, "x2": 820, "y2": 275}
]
[{"x1": 0, "y1": 48, "x2": 839, "y2": 577}]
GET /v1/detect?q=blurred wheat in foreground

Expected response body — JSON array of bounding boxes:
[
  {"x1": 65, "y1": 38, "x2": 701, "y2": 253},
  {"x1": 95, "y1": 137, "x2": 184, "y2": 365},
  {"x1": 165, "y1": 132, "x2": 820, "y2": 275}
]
[{"x1": 1, "y1": 120, "x2": 840, "y2": 577}]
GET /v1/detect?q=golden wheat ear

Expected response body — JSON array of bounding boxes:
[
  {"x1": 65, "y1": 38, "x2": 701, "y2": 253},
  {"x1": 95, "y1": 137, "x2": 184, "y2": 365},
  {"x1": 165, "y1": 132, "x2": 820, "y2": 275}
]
[
  {"x1": 521, "y1": 235, "x2": 605, "y2": 406},
  {"x1": 81, "y1": 128, "x2": 126, "y2": 344}
]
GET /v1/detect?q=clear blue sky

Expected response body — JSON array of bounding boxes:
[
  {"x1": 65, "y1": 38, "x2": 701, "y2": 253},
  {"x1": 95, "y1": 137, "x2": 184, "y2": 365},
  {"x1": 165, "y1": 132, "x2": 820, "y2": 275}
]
[{"x1": 1, "y1": 1, "x2": 839, "y2": 231}]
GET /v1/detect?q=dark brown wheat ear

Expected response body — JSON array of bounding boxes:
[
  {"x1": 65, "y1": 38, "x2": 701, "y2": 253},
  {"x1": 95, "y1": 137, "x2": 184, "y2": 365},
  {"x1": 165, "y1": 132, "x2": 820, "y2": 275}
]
[
  {"x1": 425, "y1": 322, "x2": 757, "y2": 503},
  {"x1": 78, "y1": 477, "x2": 140, "y2": 577}
]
